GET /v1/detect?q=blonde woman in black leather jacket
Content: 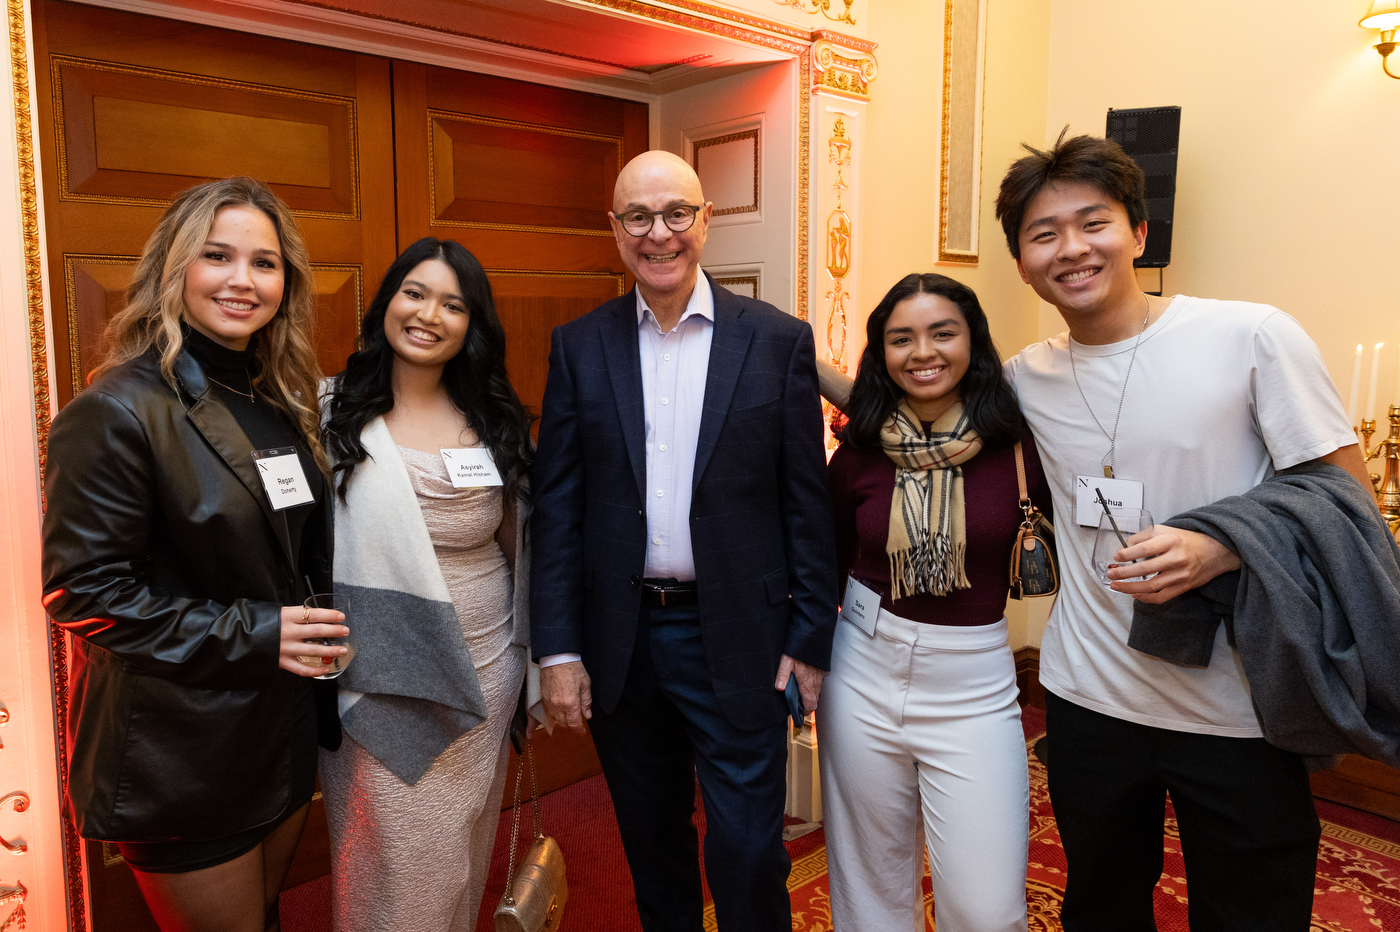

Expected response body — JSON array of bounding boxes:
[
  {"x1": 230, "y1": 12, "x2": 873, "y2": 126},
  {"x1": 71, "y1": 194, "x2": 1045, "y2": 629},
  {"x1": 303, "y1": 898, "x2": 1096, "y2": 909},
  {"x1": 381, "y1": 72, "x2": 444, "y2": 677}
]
[{"x1": 42, "y1": 177, "x2": 346, "y2": 932}]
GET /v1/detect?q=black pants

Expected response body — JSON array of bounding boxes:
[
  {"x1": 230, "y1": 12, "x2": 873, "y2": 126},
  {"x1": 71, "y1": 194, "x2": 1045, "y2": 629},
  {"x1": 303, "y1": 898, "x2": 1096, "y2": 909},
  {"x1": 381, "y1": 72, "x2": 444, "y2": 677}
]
[
  {"x1": 1045, "y1": 691, "x2": 1320, "y2": 932},
  {"x1": 588, "y1": 604, "x2": 792, "y2": 932}
]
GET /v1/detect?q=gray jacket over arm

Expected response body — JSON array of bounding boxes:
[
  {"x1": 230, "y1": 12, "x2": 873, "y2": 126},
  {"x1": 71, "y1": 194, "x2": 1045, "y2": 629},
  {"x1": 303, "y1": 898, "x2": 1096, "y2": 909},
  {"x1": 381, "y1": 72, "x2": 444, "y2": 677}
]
[{"x1": 1130, "y1": 462, "x2": 1400, "y2": 769}]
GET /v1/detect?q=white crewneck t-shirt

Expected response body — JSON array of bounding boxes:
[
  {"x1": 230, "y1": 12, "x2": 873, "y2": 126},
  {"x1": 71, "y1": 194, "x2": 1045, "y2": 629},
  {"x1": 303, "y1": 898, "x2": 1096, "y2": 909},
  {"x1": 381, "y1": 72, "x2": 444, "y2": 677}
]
[{"x1": 1006, "y1": 295, "x2": 1355, "y2": 736}]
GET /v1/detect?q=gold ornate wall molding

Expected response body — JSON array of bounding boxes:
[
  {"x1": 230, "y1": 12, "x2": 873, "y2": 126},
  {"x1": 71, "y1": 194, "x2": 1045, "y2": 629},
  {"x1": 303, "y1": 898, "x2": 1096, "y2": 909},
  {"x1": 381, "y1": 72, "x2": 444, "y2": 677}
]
[
  {"x1": 937, "y1": 0, "x2": 988, "y2": 264},
  {"x1": 9, "y1": 0, "x2": 47, "y2": 481},
  {"x1": 810, "y1": 31, "x2": 877, "y2": 102}
]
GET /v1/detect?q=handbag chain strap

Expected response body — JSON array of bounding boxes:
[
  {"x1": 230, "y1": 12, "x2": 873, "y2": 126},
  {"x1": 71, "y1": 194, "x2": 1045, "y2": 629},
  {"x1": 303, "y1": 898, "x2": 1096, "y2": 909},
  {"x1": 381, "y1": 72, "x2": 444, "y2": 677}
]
[
  {"x1": 1013, "y1": 441, "x2": 1037, "y2": 529},
  {"x1": 502, "y1": 737, "x2": 544, "y2": 906}
]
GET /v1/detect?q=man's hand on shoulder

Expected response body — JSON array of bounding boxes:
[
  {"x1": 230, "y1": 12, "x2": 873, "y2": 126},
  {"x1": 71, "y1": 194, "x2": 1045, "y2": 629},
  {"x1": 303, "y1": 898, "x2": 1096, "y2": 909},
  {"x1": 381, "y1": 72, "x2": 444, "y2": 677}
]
[
  {"x1": 540, "y1": 660, "x2": 593, "y2": 736},
  {"x1": 775, "y1": 654, "x2": 828, "y2": 714},
  {"x1": 1108, "y1": 526, "x2": 1240, "y2": 604}
]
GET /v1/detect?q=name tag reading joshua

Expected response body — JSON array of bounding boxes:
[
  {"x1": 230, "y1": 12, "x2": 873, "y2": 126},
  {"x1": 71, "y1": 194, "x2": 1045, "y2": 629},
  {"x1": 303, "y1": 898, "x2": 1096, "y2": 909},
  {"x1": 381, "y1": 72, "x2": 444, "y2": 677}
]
[
  {"x1": 440, "y1": 448, "x2": 503, "y2": 489},
  {"x1": 1074, "y1": 474, "x2": 1145, "y2": 528},
  {"x1": 252, "y1": 448, "x2": 315, "y2": 510},
  {"x1": 840, "y1": 575, "x2": 880, "y2": 637}
]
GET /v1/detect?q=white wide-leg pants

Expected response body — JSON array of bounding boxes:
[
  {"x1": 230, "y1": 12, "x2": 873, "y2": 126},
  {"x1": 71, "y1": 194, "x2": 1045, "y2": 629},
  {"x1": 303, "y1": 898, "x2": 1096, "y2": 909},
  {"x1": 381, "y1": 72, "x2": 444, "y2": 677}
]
[{"x1": 819, "y1": 609, "x2": 1029, "y2": 932}]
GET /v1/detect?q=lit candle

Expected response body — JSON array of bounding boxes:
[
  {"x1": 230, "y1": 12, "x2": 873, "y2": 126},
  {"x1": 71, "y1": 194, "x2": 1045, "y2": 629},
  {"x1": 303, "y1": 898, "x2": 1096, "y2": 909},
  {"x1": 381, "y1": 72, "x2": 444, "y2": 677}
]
[
  {"x1": 1366, "y1": 342, "x2": 1385, "y2": 422},
  {"x1": 1348, "y1": 344, "x2": 1363, "y2": 423}
]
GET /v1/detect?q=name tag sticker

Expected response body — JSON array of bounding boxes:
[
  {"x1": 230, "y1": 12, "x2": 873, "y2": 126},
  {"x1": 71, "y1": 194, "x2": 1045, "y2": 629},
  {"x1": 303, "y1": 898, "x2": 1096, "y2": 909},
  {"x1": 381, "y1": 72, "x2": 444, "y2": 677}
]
[
  {"x1": 1074, "y1": 475, "x2": 1146, "y2": 528},
  {"x1": 252, "y1": 447, "x2": 314, "y2": 510},
  {"x1": 440, "y1": 447, "x2": 504, "y2": 489},
  {"x1": 840, "y1": 575, "x2": 880, "y2": 637}
]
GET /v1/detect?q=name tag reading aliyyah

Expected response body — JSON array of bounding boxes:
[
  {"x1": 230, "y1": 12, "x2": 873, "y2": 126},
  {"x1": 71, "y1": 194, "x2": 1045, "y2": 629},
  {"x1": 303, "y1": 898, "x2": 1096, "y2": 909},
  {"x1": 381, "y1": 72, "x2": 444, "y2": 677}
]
[
  {"x1": 440, "y1": 447, "x2": 504, "y2": 489},
  {"x1": 252, "y1": 447, "x2": 315, "y2": 510},
  {"x1": 1074, "y1": 474, "x2": 1145, "y2": 528},
  {"x1": 840, "y1": 575, "x2": 881, "y2": 637}
]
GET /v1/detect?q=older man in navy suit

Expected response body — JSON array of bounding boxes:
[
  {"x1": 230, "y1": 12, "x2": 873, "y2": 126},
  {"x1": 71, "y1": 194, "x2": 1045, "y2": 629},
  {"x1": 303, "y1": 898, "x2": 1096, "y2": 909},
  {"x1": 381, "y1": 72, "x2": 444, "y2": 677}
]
[{"x1": 530, "y1": 150, "x2": 838, "y2": 931}]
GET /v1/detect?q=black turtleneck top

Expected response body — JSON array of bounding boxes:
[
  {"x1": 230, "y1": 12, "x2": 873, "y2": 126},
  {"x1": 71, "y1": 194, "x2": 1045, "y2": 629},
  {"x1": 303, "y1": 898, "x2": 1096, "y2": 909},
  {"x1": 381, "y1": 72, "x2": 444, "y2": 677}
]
[{"x1": 182, "y1": 326, "x2": 324, "y2": 568}]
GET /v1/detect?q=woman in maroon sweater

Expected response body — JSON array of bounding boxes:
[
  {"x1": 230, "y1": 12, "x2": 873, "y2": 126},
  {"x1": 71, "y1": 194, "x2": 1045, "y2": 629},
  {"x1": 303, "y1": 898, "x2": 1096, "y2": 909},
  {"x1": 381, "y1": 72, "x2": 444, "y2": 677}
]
[{"x1": 820, "y1": 273, "x2": 1050, "y2": 932}]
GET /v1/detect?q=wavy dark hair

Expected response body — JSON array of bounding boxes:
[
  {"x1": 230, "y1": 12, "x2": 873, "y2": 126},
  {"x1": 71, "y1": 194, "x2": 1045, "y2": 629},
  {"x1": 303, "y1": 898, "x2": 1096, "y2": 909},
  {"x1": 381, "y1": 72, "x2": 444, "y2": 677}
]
[
  {"x1": 325, "y1": 238, "x2": 534, "y2": 501},
  {"x1": 837, "y1": 273, "x2": 1023, "y2": 452}
]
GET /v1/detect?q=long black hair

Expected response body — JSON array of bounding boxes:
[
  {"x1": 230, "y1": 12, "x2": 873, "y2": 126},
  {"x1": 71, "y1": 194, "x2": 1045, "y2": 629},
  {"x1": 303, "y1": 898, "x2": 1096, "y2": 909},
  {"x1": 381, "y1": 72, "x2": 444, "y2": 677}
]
[
  {"x1": 838, "y1": 272, "x2": 1023, "y2": 452},
  {"x1": 325, "y1": 237, "x2": 534, "y2": 501}
]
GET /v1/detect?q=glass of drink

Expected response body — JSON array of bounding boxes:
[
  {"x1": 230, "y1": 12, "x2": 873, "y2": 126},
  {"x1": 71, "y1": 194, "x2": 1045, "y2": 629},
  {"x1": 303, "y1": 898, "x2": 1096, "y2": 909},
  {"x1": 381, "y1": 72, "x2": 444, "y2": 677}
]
[
  {"x1": 1091, "y1": 508, "x2": 1156, "y2": 589},
  {"x1": 299, "y1": 592, "x2": 354, "y2": 679}
]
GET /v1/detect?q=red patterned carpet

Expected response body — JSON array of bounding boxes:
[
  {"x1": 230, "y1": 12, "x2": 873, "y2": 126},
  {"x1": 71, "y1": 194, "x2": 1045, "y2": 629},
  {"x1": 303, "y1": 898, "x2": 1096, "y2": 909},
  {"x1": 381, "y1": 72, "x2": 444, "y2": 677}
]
[{"x1": 280, "y1": 705, "x2": 1400, "y2": 931}]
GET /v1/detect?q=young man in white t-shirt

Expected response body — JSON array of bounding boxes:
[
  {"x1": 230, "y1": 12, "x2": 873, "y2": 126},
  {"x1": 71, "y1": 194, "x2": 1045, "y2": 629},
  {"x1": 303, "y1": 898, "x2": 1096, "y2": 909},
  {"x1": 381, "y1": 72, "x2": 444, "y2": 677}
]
[{"x1": 995, "y1": 133, "x2": 1373, "y2": 932}]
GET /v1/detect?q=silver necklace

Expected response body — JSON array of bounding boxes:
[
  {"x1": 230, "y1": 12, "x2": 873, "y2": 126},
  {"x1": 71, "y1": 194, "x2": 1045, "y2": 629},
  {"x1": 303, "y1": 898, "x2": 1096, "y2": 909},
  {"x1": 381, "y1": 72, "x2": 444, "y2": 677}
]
[{"x1": 1069, "y1": 293, "x2": 1151, "y2": 478}]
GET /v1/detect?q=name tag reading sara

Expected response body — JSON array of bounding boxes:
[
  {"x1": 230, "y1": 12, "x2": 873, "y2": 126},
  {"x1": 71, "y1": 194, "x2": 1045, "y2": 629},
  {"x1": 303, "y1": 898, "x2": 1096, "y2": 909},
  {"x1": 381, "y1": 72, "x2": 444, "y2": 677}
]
[
  {"x1": 252, "y1": 447, "x2": 315, "y2": 510},
  {"x1": 839, "y1": 575, "x2": 880, "y2": 637},
  {"x1": 440, "y1": 447, "x2": 504, "y2": 489},
  {"x1": 1074, "y1": 474, "x2": 1145, "y2": 528}
]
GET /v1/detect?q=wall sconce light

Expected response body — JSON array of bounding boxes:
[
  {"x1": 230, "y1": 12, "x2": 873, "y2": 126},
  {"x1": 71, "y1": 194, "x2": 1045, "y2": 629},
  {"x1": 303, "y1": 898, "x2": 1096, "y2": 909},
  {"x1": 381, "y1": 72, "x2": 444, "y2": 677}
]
[{"x1": 1361, "y1": 1, "x2": 1400, "y2": 78}]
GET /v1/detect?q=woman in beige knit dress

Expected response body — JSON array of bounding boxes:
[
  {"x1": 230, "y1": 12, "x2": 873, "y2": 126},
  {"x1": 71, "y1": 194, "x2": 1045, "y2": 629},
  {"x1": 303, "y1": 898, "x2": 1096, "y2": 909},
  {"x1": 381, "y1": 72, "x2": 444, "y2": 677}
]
[{"x1": 319, "y1": 238, "x2": 536, "y2": 931}]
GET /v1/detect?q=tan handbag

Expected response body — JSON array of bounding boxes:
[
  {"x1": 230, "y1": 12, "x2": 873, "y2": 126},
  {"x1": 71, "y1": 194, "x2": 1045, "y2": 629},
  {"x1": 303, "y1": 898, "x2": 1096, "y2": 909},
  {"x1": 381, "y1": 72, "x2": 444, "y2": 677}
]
[
  {"x1": 494, "y1": 737, "x2": 568, "y2": 932},
  {"x1": 1009, "y1": 440, "x2": 1059, "y2": 599}
]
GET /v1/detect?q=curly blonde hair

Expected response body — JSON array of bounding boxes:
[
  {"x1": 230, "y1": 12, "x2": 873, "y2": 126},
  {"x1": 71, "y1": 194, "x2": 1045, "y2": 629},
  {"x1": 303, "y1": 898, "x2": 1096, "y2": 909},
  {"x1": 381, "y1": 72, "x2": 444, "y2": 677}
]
[{"x1": 91, "y1": 176, "x2": 329, "y2": 475}]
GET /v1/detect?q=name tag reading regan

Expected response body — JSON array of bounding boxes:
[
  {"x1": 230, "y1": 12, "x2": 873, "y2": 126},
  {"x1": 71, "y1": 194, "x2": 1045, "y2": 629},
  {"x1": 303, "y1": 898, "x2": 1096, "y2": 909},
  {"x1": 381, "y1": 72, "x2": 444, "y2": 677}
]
[
  {"x1": 840, "y1": 575, "x2": 880, "y2": 637},
  {"x1": 440, "y1": 447, "x2": 504, "y2": 489},
  {"x1": 252, "y1": 447, "x2": 314, "y2": 510}
]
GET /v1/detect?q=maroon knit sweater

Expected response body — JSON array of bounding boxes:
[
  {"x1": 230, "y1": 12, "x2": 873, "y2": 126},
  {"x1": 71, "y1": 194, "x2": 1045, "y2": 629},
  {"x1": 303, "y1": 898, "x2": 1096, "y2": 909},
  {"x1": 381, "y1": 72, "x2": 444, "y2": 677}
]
[{"x1": 829, "y1": 431, "x2": 1052, "y2": 626}]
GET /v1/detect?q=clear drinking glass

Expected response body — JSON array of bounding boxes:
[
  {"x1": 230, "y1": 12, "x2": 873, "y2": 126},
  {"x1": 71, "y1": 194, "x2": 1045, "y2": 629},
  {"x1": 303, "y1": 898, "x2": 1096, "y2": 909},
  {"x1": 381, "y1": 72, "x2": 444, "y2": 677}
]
[
  {"x1": 1091, "y1": 508, "x2": 1156, "y2": 589},
  {"x1": 298, "y1": 592, "x2": 355, "y2": 680}
]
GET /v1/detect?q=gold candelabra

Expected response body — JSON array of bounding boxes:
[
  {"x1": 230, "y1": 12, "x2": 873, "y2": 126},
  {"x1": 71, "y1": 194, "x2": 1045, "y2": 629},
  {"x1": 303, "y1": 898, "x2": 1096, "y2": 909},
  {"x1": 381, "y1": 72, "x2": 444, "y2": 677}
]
[{"x1": 1360, "y1": 403, "x2": 1400, "y2": 541}]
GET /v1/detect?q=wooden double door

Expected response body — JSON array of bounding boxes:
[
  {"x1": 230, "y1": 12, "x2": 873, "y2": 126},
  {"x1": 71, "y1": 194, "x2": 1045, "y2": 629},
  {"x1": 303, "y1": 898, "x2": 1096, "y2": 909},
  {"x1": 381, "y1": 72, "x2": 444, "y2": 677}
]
[
  {"x1": 36, "y1": 0, "x2": 644, "y2": 412},
  {"x1": 33, "y1": 2, "x2": 644, "y2": 928}
]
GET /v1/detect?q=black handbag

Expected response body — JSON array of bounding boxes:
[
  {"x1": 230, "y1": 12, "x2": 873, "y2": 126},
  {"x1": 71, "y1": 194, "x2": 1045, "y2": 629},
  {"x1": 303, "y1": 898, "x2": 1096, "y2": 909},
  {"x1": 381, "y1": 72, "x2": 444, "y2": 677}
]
[{"x1": 1009, "y1": 440, "x2": 1059, "y2": 599}]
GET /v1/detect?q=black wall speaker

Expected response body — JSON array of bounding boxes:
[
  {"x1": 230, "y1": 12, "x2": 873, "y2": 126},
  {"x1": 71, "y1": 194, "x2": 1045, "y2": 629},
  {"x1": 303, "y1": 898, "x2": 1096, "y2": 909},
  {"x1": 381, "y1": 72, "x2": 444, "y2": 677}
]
[{"x1": 1105, "y1": 106, "x2": 1180, "y2": 269}]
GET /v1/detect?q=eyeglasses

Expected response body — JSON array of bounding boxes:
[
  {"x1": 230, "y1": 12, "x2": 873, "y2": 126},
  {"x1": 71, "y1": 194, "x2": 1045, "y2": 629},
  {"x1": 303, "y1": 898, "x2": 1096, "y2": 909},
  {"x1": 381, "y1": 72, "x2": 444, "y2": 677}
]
[{"x1": 616, "y1": 205, "x2": 704, "y2": 236}]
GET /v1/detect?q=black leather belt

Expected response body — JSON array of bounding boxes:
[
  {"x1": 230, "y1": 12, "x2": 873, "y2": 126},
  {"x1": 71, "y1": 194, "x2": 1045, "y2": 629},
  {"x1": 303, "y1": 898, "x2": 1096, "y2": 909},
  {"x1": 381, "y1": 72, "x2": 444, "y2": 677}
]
[{"x1": 640, "y1": 578, "x2": 698, "y2": 607}]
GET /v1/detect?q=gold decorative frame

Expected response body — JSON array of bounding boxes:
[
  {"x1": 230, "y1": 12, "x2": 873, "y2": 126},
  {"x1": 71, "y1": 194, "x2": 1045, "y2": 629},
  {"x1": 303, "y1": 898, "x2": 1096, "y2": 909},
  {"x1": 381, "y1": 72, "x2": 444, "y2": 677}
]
[
  {"x1": 692, "y1": 129, "x2": 760, "y2": 216},
  {"x1": 426, "y1": 110, "x2": 621, "y2": 237},
  {"x1": 712, "y1": 275, "x2": 759, "y2": 299},
  {"x1": 48, "y1": 55, "x2": 361, "y2": 221},
  {"x1": 937, "y1": 0, "x2": 988, "y2": 265}
]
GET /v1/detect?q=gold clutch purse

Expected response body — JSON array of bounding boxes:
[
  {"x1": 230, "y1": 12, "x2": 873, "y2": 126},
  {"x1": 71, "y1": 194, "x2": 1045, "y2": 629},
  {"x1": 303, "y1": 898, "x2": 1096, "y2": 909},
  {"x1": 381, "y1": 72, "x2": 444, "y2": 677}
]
[{"x1": 494, "y1": 737, "x2": 568, "y2": 932}]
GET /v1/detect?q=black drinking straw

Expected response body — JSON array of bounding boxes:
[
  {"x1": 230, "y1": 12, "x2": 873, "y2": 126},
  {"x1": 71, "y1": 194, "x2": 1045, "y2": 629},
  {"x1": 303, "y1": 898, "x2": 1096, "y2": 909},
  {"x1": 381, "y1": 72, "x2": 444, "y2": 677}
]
[{"x1": 1095, "y1": 488, "x2": 1131, "y2": 549}]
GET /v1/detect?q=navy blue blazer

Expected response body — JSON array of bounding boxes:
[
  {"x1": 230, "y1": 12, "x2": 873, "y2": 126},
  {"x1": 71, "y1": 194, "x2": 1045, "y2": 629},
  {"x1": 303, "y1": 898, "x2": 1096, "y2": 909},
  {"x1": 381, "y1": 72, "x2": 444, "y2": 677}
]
[{"x1": 530, "y1": 274, "x2": 838, "y2": 731}]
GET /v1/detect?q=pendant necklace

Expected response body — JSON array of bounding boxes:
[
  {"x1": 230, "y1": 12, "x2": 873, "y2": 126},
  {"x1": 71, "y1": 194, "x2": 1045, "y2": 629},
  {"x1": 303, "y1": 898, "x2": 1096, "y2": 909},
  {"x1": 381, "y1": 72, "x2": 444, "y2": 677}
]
[{"x1": 1069, "y1": 293, "x2": 1151, "y2": 479}]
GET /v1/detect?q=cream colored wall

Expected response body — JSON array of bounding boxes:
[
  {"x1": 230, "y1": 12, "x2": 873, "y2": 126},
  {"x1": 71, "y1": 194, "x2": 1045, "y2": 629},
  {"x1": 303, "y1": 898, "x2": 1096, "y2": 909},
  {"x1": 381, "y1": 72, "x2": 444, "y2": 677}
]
[
  {"x1": 1045, "y1": 0, "x2": 1400, "y2": 410},
  {"x1": 1017, "y1": 0, "x2": 1400, "y2": 647},
  {"x1": 856, "y1": 0, "x2": 1052, "y2": 648}
]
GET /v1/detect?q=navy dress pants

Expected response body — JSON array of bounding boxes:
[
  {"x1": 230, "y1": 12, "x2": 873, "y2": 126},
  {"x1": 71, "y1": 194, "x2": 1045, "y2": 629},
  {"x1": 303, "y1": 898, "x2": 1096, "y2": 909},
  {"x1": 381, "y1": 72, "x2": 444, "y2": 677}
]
[
  {"x1": 1045, "y1": 691, "x2": 1321, "y2": 932},
  {"x1": 588, "y1": 604, "x2": 792, "y2": 932}
]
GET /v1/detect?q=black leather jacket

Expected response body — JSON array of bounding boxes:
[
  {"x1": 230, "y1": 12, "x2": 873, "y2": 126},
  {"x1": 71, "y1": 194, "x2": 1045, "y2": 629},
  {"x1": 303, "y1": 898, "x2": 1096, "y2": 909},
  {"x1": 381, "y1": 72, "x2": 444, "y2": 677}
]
[{"x1": 42, "y1": 346, "x2": 339, "y2": 842}]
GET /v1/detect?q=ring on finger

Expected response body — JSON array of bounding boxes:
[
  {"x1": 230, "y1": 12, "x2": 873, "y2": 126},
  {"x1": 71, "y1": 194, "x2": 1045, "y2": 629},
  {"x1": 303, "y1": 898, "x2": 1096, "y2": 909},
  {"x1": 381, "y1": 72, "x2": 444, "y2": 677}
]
[{"x1": 301, "y1": 605, "x2": 310, "y2": 623}]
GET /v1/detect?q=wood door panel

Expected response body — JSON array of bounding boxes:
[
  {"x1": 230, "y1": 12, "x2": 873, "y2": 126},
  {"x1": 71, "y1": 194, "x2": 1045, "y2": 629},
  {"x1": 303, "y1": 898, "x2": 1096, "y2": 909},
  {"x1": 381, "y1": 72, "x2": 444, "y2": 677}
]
[
  {"x1": 36, "y1": 0, "x2": 396, "y2": 409},
  {"x1": 394, "y1": 60, "x2": 646, "y2": 257},
  {"x1": 491, "y1": 271, "x2": 624, "y2": 413},
  {"x1": 55, "y1": 58, "x2": 357, "y2": 215},
  {"x1": 62, "y1": 255, "x2": 137, "y2": 399},
  {"x1": 39, "y1": 2, "x2": 362, "y2": 96},
  {"x1": 59, "y1": 256, "x2": 363, "y2": 395},
  {"x1": 431, "y1": 112, "x2": 620, "y2": 231}
]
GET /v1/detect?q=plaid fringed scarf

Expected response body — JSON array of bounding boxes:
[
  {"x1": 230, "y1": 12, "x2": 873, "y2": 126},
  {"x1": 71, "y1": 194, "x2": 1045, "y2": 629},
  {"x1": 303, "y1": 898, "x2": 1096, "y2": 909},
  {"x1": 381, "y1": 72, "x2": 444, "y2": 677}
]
[{"x1": 879, "y1": 400, "x2": 983, "y2": 599}]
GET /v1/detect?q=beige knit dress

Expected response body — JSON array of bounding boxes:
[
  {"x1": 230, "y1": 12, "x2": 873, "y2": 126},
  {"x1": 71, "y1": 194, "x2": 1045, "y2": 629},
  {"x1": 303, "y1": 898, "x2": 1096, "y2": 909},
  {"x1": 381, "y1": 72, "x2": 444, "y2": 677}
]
[{"x1": 320, "y1": 445, "x2": 525, "y2": 932}]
